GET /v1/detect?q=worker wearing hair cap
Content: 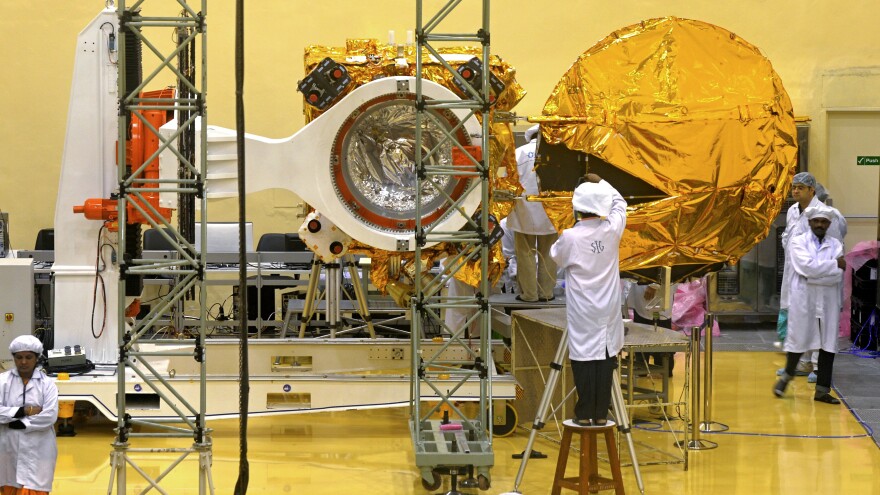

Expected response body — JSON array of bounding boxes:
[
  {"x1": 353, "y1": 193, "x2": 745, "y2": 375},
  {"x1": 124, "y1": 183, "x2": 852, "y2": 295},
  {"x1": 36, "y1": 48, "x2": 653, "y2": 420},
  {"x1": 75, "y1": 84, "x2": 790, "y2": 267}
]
[
  {"x1": 550, "y1": 173, "x2": 627, "y2": 426},
  {"x1": 0, "y1": 335, "x2": 58, "y2": 494},
  {"x1": 775, "y1": 172, "x2": 847, "y2": 381},
  {"x1": 507, "y1": 125, "x2": 558, "y2": 303},
  {"x1": 774, "y1": 204, "x2": 846, "y2": 404}
]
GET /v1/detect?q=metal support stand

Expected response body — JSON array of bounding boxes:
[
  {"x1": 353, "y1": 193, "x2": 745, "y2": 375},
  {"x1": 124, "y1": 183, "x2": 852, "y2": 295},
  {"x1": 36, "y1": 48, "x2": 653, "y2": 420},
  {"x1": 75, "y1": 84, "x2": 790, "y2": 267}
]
[
  {"x1": 345, "y1": 255, "x2": 376, "y2": 338},
  {"x1": 699, "y1": 313, "x2": 728, "y2": 433},
  {"x1": 326, "y1": 261, "x2": 341, "y2": 338},
  {"x1": 687, "y1": 326, "x2": 717, "y2": 450},
  {"x1": 505, "y1": 329, "x2": 645, "y2": 495},
  {"x1": 296, "y1": 255, "x2": 375, "y2": 338}
]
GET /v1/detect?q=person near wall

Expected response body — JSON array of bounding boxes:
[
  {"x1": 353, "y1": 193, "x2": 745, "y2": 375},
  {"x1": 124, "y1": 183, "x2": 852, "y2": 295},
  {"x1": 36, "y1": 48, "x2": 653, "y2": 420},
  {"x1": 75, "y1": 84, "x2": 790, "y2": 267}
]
[
  {"x1": 773, "y1": 204, "x2": 845, "y2": 404},
  {"x1": 776, "y1": 173, "x2": 847, "y2": 383},
  {"x1": 508, "y1": 125, "x2": 558, "y2": 303},
  {"x1": 550, "y1": 173, "x2": 627, "y2": 426},
  {"x1": 0, "y1": 335, "x2": 59, "y2": 495}
]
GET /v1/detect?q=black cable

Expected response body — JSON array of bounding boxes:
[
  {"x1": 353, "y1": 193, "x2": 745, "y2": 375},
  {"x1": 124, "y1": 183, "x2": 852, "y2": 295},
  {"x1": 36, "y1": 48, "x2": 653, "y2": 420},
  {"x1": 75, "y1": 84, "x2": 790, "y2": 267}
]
[
  {"x1": 233, "y1": 0, "x2": 249, "y2": 493},
  {"x1": 91, "y1": 226, "x2": 108, "y2": 339}
]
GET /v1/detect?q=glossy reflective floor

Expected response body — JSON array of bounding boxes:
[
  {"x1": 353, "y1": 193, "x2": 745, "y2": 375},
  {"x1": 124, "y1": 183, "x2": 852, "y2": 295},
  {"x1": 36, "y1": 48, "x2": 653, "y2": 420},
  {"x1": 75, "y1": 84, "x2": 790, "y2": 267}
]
[{"x1": 53, "y1": 351, "x2": 880, "y2": 494}]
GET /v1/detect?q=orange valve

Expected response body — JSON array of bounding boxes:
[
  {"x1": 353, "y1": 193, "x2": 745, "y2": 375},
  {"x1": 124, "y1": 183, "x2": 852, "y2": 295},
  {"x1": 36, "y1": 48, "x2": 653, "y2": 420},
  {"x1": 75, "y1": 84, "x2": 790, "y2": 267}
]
[{"x1": 73, "y1": 198, "x2": 118, "y2": 222}]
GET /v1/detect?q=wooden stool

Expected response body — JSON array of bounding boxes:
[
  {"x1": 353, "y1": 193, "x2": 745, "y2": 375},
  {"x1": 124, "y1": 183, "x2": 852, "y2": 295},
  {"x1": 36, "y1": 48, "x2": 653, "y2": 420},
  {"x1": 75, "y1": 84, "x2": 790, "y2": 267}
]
[{"x1": 551, "y1": 419, "x2": 625, "y2": 495}]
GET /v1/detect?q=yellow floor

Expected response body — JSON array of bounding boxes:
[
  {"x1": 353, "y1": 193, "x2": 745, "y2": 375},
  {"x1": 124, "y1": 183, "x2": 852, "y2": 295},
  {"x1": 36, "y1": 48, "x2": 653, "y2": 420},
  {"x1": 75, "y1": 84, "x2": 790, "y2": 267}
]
[{"x1": 52, "y1": 352, "x2": 880, "y2": 494}]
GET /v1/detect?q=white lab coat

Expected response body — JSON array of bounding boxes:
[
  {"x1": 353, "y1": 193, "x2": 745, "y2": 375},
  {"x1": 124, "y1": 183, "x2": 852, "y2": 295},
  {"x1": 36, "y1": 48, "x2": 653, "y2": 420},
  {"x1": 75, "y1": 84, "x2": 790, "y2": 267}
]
[
  {"x1": 784, "y1": 232, "x2": 844, "y2": 354},
  {"x1": 550, "y1": 180, "x2": 627, "y2": 361},
  {"x1": 500, "y1": 217, "x2": 516, "y2": 277},
  {"x1": 0, "y1": 368, "x2": 58, "y2": 492},
  {"x1": 506, "y1": 140, "x2": 556, "y2": 235},
  {"x1": 625, "y1": 282, "x2": 672, "y2": 321},
  {"x1": 780, "y1": 196, "x2": 846, "y2": 309}
]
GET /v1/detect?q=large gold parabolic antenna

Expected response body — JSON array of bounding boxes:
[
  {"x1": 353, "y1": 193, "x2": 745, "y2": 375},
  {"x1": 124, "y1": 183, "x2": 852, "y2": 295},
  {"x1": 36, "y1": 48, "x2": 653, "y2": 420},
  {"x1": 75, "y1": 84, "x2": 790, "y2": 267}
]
[{"x1": 534, "y1": 17, "x2": 798, "y2": 283}]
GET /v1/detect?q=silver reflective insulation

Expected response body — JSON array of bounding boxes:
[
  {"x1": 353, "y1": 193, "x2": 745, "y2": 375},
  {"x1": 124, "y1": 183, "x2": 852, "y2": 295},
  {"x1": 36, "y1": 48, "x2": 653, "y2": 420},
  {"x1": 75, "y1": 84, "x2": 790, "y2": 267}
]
[{"x1": 337, "y1": 100, "x2": 466, "y2": 226}]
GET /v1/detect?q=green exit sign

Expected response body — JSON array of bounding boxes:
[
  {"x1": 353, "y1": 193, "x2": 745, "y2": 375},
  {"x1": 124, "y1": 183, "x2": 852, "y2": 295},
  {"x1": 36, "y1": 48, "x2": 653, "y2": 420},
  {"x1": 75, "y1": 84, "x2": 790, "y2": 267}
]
[{"x1": 857, "y1": 156, "x2": 880, "y2": 165}]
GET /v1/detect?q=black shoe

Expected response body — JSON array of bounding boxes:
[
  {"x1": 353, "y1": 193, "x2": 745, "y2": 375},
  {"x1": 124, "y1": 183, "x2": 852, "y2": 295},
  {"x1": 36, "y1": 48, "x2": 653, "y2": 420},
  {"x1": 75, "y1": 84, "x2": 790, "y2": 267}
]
[
  {"x1": 538, "y1": 296, "x2": 556, "y2": 302},
  {"x1": 571, "y1": 418, "x2": 592, "y2": 427},
  {"x1": 515, "y1": 295, "x2": 538, "y2": 303},
  {"x1": 773, "y1": 378, "x2": 789, "y2": 398},
  {"x1": 814, "y1": 393, "x2": 841, "y2": 404}
]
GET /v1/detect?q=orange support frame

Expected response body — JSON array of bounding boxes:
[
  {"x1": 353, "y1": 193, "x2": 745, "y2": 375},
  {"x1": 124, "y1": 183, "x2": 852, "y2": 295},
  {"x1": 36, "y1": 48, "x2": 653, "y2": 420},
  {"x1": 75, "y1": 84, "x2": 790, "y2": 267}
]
[{"x1": 73, "y1": 88, "x2": 175, "y2": 231}]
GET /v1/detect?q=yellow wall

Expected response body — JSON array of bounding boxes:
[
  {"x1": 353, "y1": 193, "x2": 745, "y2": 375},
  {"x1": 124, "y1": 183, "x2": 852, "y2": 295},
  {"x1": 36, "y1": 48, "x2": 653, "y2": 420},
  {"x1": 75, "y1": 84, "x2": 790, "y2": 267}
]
[{"x1": 2, "y1": 0, "x2": 878, "y2": 250}]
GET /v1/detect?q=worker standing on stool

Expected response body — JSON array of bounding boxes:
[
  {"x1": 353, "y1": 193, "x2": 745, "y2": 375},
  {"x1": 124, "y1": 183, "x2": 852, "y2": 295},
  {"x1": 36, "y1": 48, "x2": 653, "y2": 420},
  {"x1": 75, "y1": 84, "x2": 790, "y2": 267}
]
[
  {"x1": 551, "y1": 173, "x2": 627, "y2": 426},
  {"x1": 773, "y1": 205, "x2": 845, "y2": 404},
  {"x1": 509, "y1": 125, "x2": 558, "y2": 303}
]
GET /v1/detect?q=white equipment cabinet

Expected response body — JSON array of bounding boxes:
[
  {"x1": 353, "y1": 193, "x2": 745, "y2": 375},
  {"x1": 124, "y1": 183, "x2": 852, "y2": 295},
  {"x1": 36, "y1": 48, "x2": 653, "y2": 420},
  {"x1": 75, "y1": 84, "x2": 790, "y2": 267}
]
[{"x1": 0, "y1": 258, "x2": 34, "y2": 351}]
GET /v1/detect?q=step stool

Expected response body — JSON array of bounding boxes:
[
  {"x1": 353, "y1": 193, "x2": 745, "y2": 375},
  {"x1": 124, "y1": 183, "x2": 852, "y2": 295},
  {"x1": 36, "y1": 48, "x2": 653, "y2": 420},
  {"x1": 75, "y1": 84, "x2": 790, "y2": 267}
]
[{"x1": 551, "y1": 419, "x2": 625, "y2": 495}]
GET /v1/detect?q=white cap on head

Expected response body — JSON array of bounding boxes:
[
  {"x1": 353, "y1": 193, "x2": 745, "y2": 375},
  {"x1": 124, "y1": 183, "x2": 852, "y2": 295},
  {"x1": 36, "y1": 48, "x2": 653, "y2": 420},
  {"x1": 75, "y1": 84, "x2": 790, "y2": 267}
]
[
  {"x1": 10, "y1": 335, "x2": 43, "y2": 355},
  {"x1": 572, "y1": 181, "x2": 613, "y2": 217},
  {"x1": 805, "y1": 204, "x2": 834, "y2": 221},
  {"x1": 523, "y1": 125, "x2": 540, "y2": 142}
]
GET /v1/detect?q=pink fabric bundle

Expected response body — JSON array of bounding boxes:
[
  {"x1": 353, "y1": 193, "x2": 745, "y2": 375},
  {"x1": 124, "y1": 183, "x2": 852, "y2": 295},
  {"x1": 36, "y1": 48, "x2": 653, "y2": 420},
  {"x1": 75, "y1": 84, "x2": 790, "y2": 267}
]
[
  {"x1": 672, "y1": 277, "x2": 721, "y2": 336},
  {"x1": 839, "y1": 240, "x2": 879, "y2": 338}
]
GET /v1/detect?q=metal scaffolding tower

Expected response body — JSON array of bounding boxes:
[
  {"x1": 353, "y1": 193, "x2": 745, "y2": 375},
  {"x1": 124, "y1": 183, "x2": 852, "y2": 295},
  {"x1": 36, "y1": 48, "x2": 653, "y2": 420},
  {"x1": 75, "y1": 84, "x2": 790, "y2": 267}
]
[
  {"x1": 111, "y1": 1, "x2": 212, "y2": 493},
  {"x1": 411, "y1": 0, "x2": 494, "y2": 491}
]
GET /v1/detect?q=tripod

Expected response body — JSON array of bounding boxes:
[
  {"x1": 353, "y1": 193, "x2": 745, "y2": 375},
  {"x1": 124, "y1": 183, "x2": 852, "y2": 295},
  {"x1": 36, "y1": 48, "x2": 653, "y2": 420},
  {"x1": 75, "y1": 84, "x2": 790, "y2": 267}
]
[{"x1": 504, "y1": 328, "x2": 645, "y2": 494}]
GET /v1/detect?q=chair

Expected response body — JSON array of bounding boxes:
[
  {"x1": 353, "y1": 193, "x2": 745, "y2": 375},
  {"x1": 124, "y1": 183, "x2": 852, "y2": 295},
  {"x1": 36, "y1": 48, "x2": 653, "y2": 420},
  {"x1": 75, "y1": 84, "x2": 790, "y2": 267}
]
[
  {"x1": 34, "y1": 228, "x2": 55, "y2": 251},
  {"x1": 256, "y1": 233, "x2": 308, "y2": 252},
  {"x1": 143, "y1": 228, "x2": 176, "y2": 251}
]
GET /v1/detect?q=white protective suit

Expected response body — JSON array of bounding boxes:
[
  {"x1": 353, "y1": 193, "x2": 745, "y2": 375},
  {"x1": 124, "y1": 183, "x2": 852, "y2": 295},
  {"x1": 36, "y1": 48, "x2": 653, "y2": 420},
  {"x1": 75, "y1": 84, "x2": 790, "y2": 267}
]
[
  {"x1": 625, "y1": 282, "x2": 672, "y2": 322},
  {"x1": 550, "y1": 180, "x2": 627, "y2": 361},
  {"x1": 0, "y1": 367, "x2": 59, "y2": 492},
  {"x1": 507, "y1": 139, "x2": 556, "y2": 236},
  {"x1": 508, "y1": 134, "x2": 558, "y2": 301},
  {"x1": 500, "y1": 217, "x2": 516, "y2": 278},
  {"x1": 780, "y1": 196, "x2": 846, "y2": 310},
  {"x1": 784, "y1": 231, "x2": 844, "y2": 354}
]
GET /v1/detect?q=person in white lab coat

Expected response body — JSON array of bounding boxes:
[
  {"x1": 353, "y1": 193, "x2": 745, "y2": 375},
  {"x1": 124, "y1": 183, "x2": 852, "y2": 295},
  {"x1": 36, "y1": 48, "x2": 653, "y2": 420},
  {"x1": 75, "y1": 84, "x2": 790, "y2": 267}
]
[
  {"x1": 773, "y1": 205, "x2": 845, "y2": 404},
  {"x1": 508, "y1": 125, "x2": 558, "y2": 302},
  {"x1": 776, "y1": 173, "x2": 847, "y2": 381},
  {"x1": 499, "y1": 217, "x2": 517, "y2": 294},
  {"x1": 626, "y1": 281, "x2": 677, "y2": 376},
  {"x1": 0, "y1": 335, "x2": 58, "y2": 494},
  {"x1": 550, "y1": 173, "x2": 627, "y2": 426}
]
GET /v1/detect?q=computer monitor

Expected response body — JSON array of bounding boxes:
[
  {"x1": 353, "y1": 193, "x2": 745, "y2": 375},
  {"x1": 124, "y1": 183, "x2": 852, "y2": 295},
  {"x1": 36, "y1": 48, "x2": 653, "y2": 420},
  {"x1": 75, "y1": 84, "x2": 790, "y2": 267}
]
[{"x1": 194, "y1": 222, "x2": 254, "y2": 252}]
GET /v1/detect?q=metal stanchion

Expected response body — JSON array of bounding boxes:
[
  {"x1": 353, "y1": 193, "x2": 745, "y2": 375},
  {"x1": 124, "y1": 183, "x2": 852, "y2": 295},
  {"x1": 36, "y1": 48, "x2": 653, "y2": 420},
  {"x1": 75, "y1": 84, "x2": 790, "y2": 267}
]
[
  {"x1": 700, "y1": 313, "x2": 729, "y2": 432},
  {"x1": 687, "y1": 325, "x2": 717, "y2": 450}
]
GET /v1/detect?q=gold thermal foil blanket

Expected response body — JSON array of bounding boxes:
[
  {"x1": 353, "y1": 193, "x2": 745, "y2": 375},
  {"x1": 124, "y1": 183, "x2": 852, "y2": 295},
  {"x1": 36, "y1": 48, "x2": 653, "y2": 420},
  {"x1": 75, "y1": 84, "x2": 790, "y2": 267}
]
[{"x1": 535, "y1": 17, "x2": 798, "y2": 275}]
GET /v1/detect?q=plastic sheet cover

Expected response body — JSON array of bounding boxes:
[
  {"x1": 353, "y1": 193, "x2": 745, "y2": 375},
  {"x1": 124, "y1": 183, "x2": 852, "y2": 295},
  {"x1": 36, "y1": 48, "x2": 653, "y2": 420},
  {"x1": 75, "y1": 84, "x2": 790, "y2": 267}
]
[{"x1": 533, "y1": 17, "x2": 798, "y2": 280}]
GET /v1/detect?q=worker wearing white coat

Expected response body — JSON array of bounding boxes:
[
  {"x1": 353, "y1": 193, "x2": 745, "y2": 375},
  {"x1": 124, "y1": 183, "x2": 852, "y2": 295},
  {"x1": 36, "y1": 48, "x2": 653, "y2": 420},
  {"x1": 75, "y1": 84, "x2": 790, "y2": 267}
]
[
  {"x1": 776, "y1": 173, "x2": 847, "y2": 382},
  {"x1": 777, "y1": 172, "x2": 847, "y2": 342},
  {"x1": 550, "y1": 173, "x2": 627, "y2": 426},
  {"x1": 508, "y1": 125, "x2": 558, "y2": 302},
  {"x1": 773, "y1": 205, "x2": 845, "y2": 404},
  {"x1": 0, "y1": 335, "x2": 58, "y2": 494}
]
